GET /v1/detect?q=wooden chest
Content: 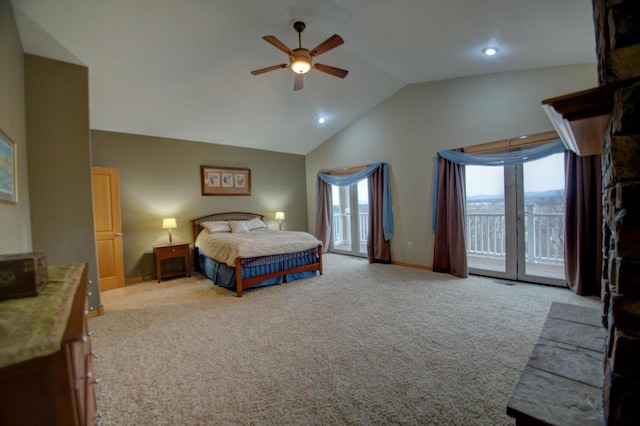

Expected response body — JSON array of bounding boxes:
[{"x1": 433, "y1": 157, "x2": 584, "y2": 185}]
[{"x1": 0, "y1": 252, "x2": 48, "y2": 300}]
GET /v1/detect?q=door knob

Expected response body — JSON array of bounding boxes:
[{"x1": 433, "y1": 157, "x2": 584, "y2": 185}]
[{"x1": 114, "y1": 232, "x2": 123, "y2": 236}]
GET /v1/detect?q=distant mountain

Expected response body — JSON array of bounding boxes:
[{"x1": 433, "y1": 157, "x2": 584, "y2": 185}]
[
  {"x1": 467, "y1": 189, "x2": 564, "y2": 202},
  {"x1": 467, "y1": 193, "x2": 504, "y2": 202}
]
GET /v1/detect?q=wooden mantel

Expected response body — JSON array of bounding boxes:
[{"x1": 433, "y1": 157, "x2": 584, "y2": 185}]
[{"x1": 542, "y1": 86, "x2": 613, "y2": 156}]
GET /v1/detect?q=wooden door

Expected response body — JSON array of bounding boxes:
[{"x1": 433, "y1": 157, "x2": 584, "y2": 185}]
[{"x1": 92, "y1": 167, "x2": 125, "y2": 291}]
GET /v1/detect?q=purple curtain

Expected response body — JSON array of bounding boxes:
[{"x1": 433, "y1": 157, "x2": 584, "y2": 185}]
[
  {"x1": 315, "y1": 179, "x2": 332, "y2": 252},
  {"x1": 564, "y1": 152, "x2": 602, "y2": 295},
  {"x1": 433, "y1": 156, "x2": 468, "y2": 277},
  {"x1": 368, "y1": 165, "x2": 391, "y2": 263}
]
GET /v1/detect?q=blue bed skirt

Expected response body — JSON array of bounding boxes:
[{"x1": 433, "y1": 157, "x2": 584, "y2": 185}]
[{"x1": 198, "y1": 251, "x2": 318, "y2": 291}]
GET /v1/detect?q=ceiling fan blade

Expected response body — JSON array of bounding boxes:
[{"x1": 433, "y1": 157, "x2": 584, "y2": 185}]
[
  {"x1": 262, "y1": 35, "x2": 293, "y2": 54},
  {"x1": 314, "y1": 63, "x2": 349, "y2": 79},
  {"x1": 310, "y1": 34, "x2": 344, "y2": 57},
  {"x1": 250, "y1": 64, "x2": 287, "y2": 76},
  {"x1": 293, "y1": 74, "x2": 303, "y2": 91}
]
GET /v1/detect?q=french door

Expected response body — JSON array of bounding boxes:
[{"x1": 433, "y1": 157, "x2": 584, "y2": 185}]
[
  {"x1": 331, "y1": 179, "x2": 369, "y2": 257},
  {"x1": 465, "y1": 153, "x2": 566, "y2": 286}
]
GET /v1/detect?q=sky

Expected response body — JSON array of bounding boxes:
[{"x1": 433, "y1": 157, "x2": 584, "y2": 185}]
[{"x1": 465, "y1": 153, "x2": 565, "y2": 197}]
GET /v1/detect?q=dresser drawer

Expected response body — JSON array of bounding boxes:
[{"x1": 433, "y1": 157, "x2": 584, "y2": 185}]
[
  {"x1": 156, "y1": 244, "x2": 189, "y2": 259},
  {"x1": 85, "y1": 353, "x2": 97, "y2": 426}
]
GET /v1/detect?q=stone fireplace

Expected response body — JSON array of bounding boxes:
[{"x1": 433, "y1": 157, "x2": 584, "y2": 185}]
[{"x1": 594, "y1": 0, "x2": 640, "y2": 424}]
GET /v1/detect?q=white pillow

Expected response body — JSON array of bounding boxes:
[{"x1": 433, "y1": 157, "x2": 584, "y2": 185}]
[
  {"x1": 229, "y1": 220, "x2": 250, "y2": 233},
  {"x1": 201, "y1": 221, "x2": 231, "y2": 233},
  {"x1": 246, "y1": 217, "x2": 267, "y2": 231}
]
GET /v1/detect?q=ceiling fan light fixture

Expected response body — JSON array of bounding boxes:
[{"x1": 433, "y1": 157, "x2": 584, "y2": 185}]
[
  {"x1": 291, "y1": 59, "x2": 311, "y2": 74},
  {"x1": 290, "y1": 49, "x2": 312, "y2": 74}
]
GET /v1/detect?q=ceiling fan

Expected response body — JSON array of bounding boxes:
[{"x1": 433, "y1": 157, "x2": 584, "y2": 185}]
[{"x1": 250, "y1": 21, "x2": 349, "y2": 91}]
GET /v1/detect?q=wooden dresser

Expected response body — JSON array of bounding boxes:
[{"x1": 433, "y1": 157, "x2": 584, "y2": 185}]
[{"x1": 0, "y1": 263, "x2": 98, "y2": 425}]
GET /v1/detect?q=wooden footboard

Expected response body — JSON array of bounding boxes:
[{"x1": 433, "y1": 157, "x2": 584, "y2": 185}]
[{"x1": 234, "y1": 244, "x2": 323, "y2": 297}]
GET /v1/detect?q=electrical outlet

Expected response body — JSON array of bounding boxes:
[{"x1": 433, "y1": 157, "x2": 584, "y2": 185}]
[{"x1": 407, "y1": 241, "x2": 413, "y2": 249}]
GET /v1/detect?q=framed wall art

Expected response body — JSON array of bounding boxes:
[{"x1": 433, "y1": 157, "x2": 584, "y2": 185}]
[
  {"x1": 0, "y1": 128, "x2": 17, "y2": 204},
  {"x1": 201, "y1": 165, "x2": 251, "y2": 196}
]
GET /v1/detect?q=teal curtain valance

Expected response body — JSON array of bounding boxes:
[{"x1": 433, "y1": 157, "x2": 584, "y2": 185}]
[
  {"x1": 318, "y1": 162, "x2": 394, "y2": 241},
  {"x1": 432, "y1": 140, "x2": 566, "y2": 232}
]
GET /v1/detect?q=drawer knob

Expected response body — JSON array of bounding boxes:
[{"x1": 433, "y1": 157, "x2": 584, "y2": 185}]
[{"x1": 93, "y1": 377, "x2": 101, "y2": 385}]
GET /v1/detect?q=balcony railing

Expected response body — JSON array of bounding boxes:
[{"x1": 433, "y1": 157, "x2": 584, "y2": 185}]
[
  {"x1": 332, "y1": 213, "x2": 369, "y2": 246},
  {"x1": 466, "y1": 211, "x2": 564, "y2": 264},
  {"x1": 330, "y1": 209, "x2": 564, "y2": 266}
]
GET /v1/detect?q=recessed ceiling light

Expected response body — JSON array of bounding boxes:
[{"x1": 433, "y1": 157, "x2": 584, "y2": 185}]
[
  {"x1": 482, "y1": 47, "x2": 498, "y2": 56},
  {"x1": 318, "y1": 117, "x2": 326, "y2": 124}
]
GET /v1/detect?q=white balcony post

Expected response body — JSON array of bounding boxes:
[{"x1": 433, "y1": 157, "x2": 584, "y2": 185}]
[{"x1": 525, "y1": 204, "x2": 536, "y2": 263}]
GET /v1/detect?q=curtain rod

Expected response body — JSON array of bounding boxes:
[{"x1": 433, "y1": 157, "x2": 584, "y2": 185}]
[
  {"x1": 462, "y1": 130, "x2": 559, "y2": 154},
  {"x1": 321, "y1": 163, "x2": 372, "y2": 176}
]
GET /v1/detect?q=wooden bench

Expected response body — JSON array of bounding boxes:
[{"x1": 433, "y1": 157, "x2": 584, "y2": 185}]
[{"x1": 507, "y1": 302, "x2": 606, "y2": 426}]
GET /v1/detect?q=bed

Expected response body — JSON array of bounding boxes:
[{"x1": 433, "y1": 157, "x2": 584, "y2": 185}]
[{"x1": 190, "y1": 212, "x2": 323, "y2": 296}]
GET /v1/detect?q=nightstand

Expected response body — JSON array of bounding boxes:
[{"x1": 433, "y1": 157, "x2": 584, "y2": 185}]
[{"x1": 152, "y1": 242, "x2": 191, "y2": 282}]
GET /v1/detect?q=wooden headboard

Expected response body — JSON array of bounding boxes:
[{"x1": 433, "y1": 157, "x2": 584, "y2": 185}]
[{"x1": 190, "y1": 212, "x2": 265, "y2": 241}]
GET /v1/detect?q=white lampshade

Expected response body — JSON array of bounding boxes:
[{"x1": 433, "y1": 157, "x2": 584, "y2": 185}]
[
  {"x1": 275, "y1": 212, "x2": 285, "y2": 221},
  {"x1": 162, "y1": 218, "x2": 177, "y2": 229}
]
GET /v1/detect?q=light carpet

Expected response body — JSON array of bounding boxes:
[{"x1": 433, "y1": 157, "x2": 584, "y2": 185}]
[{"x1": 90, "y1": 254, "x2": 601, "y2": 425}]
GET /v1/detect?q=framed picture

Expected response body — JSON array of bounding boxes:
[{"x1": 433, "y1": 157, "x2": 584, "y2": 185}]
[
  {"x1": 0, "y1": 129, "x2": 17, "y2": 204},
  {"x1": 201, "y1": 165, "x2": 251, "y2": 196}
]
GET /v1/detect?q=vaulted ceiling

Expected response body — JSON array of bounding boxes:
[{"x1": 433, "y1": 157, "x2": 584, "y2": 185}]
[{"x1": 11, "y1": 0, "x2": 596, "y2": 155}]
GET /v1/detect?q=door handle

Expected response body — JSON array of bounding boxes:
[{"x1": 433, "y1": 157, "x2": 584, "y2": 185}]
[{"x1": 114, "y1": 232, "x2": 123, "y2": 236}]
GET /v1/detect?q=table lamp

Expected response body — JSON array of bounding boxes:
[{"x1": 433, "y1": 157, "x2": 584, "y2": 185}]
[
  {"x1": 162, "y1": 218, "x2": 177, "y2": 244},
  {"x1": 275, "y1": 211, "x2": 285, "y2": 231}
]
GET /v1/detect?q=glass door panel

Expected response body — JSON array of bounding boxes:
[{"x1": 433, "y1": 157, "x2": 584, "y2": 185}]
[
  {"x1": 465, "y1": 165, "x2": 508, "y2": 276},
  {"x1": 331, "y1": 179, "x2": 369, "y2": 257},
  {"x1": 331, "y1": 184, "x2": 351, "y2": 253},
  {"x1": 518, "y1": 153, "x2": 566, "y2": 285},
  {"x1": 355, "y1": 179, "x2": 369, "y2": 257}
]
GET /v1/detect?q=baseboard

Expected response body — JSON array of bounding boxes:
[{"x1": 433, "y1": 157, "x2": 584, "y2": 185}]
[
  {"x1": 392, "y1": 261, "x2": 433, "y2": 271},
  {"x1": 88, "y1": 304, "x2": 105, "y2": 317},
  {"x1": 125, "y1": 275, "x2": 154, "y2": 285}
]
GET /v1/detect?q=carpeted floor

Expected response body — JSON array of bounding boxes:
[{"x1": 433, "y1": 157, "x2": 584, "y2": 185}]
[{"x1": 90, "y1": 254, "x2": 600, "y2": 425}]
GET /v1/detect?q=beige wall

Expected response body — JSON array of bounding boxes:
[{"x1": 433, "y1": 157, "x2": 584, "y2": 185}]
[
  {"x1": 0, "y1": 0, "x2": 31, "y2": 253},
  {"x1": 306, "y1": 64, "x2": 598, "y2": 268},
  {"x1": 91, "y1": 130, "x2": 308, "y2": 280},
  {"x1": 25, "y1": 55, "x2": 100, "y2": 310}
]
